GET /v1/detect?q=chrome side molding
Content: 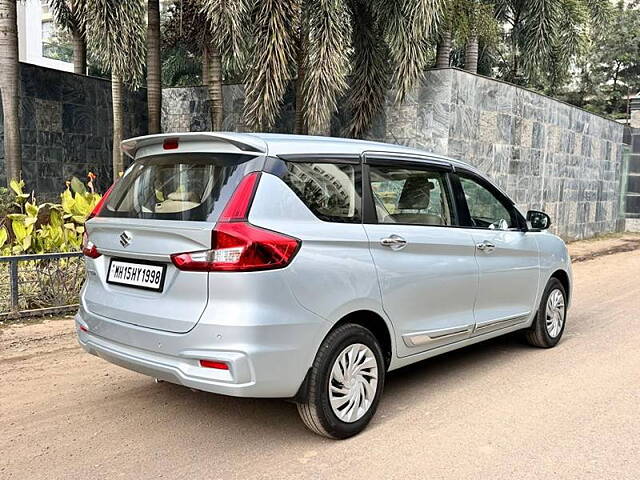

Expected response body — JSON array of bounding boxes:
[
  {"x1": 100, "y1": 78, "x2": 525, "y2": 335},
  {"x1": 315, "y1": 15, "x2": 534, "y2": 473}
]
[
  {"x1": 474, "y1": 312, "x2": 531, "y2": 334},
  {"x1": 402, "y1": 325, "x2": 474, "y2": 348}
]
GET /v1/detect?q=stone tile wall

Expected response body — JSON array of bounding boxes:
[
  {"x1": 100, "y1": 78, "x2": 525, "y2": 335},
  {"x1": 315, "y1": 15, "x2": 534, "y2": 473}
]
[
  {"x1": 160, "y1": 68, "x2": 626, "y2": 240},
  {"x1": 161, "y1": 84, "x2": 296, "y2": 134},
  {"x1": 0, "y1": 63, "x2": 147, "y2": 196},
  {"x1": 345, "y1": 69, "x2": 626, "y2": 240}
]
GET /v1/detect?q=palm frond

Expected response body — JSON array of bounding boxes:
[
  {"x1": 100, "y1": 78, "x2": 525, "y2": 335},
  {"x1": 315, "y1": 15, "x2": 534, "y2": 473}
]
[
  {"x1": 83, "y1": 0, "x2": 146, "y2": 86},
  {"x1": 520, "y1": 0, "x2": 561, "y2": 79},
  {"x1": 344, "y1": 0, "x2": 389, "y2": 138},
  {"x1": 48, "y1": 0, "x2": 88, "y2": 35},
  {"x1": 243, "y1": 0, "x2": 299, "y2": 131},
  {"x1": 201, "y1": 0, "x2": 251, "y2": 74},
  {"x1": 379, "y1": 0, "x2": 444, "y2": 103},
  {"x1": 303, "y1": 0, "x2": 352, "y2": 133}
]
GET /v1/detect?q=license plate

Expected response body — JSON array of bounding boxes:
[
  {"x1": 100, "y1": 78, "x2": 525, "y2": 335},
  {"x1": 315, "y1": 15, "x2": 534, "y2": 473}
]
[{"x1": 107, "y1": 259, "x2": 166, "y2": 292}]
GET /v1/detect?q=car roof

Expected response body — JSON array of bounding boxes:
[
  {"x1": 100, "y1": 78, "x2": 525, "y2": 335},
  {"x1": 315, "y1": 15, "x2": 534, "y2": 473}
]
[{"x1": 121, "y1": 132, "x2": 474, "y2": 171}]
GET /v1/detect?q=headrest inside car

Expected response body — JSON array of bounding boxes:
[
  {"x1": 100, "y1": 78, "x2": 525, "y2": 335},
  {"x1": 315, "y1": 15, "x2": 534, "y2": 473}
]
[{"x1": 397, "y1": 177, "x2": 434, "y2": 210}]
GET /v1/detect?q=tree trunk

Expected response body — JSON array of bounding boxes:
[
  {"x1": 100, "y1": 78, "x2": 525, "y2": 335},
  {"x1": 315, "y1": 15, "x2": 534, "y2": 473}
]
[
  {"x1": 435, "y1": 30, "x2": 452, "y2": 68},
  {"x1": 294, "y1": 24, "x2": 307, "y2": 135},
  {"x1": 202, "y1": 45, "x2": 210, "y2": 86},
  {"x1": 111, "y1": 72, "x2": 124, "y2": 178},
  {"x1": 208, "y1": 46, "x2": 224, "y2": 131},
  {"x1": 146, "y1": 0, "x2": 162, "y2": 134},
  {"x1": 71, "y1": 29, "x2": 86, "y2": 75},
  {"x1": 464, "y1": 35, "x2": 479, "y2": 74},
  {"x1": 0, "y1": 0, "x2": 22, "y2": 184}
]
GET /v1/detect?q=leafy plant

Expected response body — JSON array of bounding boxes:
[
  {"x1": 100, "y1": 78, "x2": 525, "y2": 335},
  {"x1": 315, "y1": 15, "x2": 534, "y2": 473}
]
[{"x1": 0, "y1": 176, "x2": 102, "y2": 256}]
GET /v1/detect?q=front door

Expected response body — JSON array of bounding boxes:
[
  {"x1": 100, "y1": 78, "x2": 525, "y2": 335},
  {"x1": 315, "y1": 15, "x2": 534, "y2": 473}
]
[
  {"x1": 454, "y1": 172, "x2": 540, "y2": 334},
  {"x1": 363, "y1": 160, "x2": 479, "y2": 357}
]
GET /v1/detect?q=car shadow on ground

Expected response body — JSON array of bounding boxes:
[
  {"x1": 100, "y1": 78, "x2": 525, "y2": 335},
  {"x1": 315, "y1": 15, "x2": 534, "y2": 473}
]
[{"x1": 103, "y1": 331, "x2": 534, "y2": 444}]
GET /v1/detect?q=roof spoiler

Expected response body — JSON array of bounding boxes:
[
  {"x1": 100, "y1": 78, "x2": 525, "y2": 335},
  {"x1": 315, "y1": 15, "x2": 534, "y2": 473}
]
[{"x1": 121, "y1": 132, "x2": 268, "y2": 159}]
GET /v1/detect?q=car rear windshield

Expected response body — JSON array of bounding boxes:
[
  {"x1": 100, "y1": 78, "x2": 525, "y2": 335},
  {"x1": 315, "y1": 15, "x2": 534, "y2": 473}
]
[{"x1": 100, "y1": 153, "x2": 261, "y2": 221}]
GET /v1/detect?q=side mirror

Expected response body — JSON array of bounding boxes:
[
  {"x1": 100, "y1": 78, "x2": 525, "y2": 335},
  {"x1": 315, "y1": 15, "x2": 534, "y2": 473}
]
[{"x1": 527, "y1": 210, "x2": 551, "y2": 230}]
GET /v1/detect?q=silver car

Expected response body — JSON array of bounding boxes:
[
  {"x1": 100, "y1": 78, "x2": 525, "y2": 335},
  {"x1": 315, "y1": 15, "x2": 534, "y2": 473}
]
[{"x1": 76, "y1": 133, "x2": 571, "y2": 438}]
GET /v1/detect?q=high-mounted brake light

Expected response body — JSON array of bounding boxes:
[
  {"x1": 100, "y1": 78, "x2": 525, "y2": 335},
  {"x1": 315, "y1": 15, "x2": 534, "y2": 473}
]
[
  {"x1": 163, "y1": 138, "x2": 179, "y2": 150},
  {"x1": 170, "y1": 172, "x2": 301, "y2": 272}
]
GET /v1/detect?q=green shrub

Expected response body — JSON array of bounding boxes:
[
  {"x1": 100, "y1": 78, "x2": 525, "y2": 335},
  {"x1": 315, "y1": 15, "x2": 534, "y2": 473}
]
[{"x1": 0, "y1": 176, "x2": 103, "y2": 256}]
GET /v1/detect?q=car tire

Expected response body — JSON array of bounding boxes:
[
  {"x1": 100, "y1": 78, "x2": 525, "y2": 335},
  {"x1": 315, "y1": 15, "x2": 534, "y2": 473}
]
[
  {"x1": 297, "y1": 323, "x2": 385, "y2": 439},
  {"x1": 525, "y1": 278, "x2": 567, "y2": 348}
]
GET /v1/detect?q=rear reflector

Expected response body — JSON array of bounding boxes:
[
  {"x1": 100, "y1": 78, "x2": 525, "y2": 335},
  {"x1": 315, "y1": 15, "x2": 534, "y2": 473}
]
[
  {"x1": 199, "y1": 360, "x2": 229, "y2": 370},
  {"x1": 163, "y1": 138, "x2": 179, "y2": 150}
]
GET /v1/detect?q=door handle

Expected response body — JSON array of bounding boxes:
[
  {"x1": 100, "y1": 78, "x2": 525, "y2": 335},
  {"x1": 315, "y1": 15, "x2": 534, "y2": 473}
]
[
  {"x1": 380, "y1": 235, "x2": 407, "y2": 250},
  {"x1": 476, "y1": 241, "x2": 496, "y2": 253}
]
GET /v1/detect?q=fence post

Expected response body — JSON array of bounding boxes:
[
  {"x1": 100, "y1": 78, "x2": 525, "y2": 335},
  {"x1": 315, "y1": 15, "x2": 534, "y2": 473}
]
[{"x1": 9, "y1": 258, "x2": 19, "y2": 312}]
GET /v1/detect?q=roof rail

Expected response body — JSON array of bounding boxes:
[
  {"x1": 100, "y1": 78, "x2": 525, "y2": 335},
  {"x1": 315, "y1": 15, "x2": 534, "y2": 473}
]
[{"x1": 121, "y1": 132, "x2": 267, "y2": 158}]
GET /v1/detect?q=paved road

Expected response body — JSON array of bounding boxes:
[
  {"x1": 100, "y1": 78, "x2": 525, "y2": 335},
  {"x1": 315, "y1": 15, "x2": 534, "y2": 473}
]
[{"x1": 1, "y1": 249, "x2": 639, "y2": 479}]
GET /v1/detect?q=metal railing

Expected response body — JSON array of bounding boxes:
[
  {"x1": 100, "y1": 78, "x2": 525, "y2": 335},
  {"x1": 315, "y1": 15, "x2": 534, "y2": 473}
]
[{"x1": 0, "y1": 252, "x2": 84, "y2": 319}]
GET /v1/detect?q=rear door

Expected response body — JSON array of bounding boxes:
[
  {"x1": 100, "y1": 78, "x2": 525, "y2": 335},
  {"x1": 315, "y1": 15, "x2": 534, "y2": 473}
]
[
  {"x1": 84, "y1": 151, "x2": 262, "y2": 333},
  {"x1": 452, "y1": 171, "x2": 540, "y2": 334},
  {"x1": 362, "y1": 155, "x2": 479, "y2": 357}
]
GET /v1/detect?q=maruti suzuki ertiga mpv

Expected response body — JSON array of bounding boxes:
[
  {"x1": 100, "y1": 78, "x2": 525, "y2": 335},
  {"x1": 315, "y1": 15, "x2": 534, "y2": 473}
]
[{"x1": 77, "y1": 133, "x2": 571, "y2": 439}]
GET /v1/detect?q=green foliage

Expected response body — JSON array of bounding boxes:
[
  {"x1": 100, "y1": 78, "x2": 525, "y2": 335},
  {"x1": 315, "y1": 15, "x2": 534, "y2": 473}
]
[
  {"x1": 0, "y1": 178, "x2": 101, "y2": 256},
  {"x1": 558, "y1": 0, "x2": 640, "y2": 118},
  {"x1": 493, "y1": 0, "x2": 612, "y2": 87}
]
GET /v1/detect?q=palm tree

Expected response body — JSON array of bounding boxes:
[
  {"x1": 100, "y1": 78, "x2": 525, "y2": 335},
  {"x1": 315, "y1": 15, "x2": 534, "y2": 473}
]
[
  {"x1": 147, "y1": 0, "x2": 162, "y2": 134},
  {"x1": 495, "y1": 0, "x2": 611, "y2": 84},
  {"x1": 435, "y1": 0, "x2": 498, "y2": 74},
  {"x1": 48, "y1": 0, "x2": 88, "y2": 74},
  {"x1": 435, "y1": 30, "x2": 452, "y2": 68},
  {"x1": 84, "y1": 0, "x2": 146, "y2": 177},
  {"x1": 0, "y1": 0, "x2": 21, "y2": 184},
  {"x1": 201, "y1": 0, "x2": 250, "y2": 131},
  {"x1": 161, "y1": 0, "x2": 208, "y2": 86},
  {"x1": 243, "y1": 0, "x2": 444, "y2": 137}
]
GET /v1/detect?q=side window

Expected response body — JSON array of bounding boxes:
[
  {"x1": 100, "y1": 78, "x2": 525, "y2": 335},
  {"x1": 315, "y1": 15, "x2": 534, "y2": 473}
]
[
  {"x1": 458, "y1": 175, "x2": 515, "y2": 229},
  {"x1": 368, "y1": 165, "x2": 453, "y2": 226},
  {"x1": 282, "y1": 162, "x2": 360, "y2": 223}
]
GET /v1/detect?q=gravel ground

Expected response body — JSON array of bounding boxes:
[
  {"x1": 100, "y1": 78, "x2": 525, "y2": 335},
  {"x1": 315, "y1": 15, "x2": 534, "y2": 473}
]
[{"x1": 1, "y1": 235, "x2": 639, "y2": 479}]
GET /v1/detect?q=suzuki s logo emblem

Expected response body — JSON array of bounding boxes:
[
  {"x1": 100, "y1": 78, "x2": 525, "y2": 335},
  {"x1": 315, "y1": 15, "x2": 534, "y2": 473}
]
[{"x1": 119, "y1": 231, "x2": 132, "y2": 248}]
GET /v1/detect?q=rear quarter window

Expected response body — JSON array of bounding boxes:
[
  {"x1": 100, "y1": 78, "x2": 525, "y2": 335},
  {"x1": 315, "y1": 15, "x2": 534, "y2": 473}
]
[{"x1": 281, "y1": 162, "x2": 361, "y2": 223}]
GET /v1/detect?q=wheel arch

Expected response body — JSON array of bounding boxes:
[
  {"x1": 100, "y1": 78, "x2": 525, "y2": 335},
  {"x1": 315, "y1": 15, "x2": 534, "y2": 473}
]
[
  {"x1": 292, "y1": 309, "x2": 394, "y2": 404},
  {"x1": 332, "y1": 310, "x2": 394, "y2": 369},
  {"x1": 550, "y1": 268, "x2": 571, "y2": 304}
]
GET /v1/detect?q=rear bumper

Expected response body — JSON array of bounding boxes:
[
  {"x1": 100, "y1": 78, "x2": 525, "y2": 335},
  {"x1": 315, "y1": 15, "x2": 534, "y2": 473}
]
[{"x1": 76, "y1": 303, "x2": 328, "y2": 398}]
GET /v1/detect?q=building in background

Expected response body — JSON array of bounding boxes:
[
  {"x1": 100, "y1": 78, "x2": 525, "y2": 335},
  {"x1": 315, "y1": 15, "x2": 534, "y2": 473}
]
[{"x1": 17, "y1": 0, "x2": 74, "y2": 72}]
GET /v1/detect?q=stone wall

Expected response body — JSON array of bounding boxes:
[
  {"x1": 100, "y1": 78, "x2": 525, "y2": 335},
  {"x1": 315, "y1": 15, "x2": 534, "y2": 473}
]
[
  {"x1": 161, "y1": 84, "x2": 296, "y2": 134},
  {"x1": 0, "y1": 63, "x2": 147, "y2": 196},
  {"x1": 359, "y1": 69, "x2": 626, "y2": 240},
  {"x1": 161, "y1": 68, "x2": 626, "y2": 240}
]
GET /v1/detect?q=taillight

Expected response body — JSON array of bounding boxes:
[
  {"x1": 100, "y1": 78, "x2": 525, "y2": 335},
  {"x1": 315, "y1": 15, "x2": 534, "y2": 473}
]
[
  {"x1": 82, "y1": 230, "x2": 101, "y2": 258},
  {"x1": 171, "y1": 222, "x2": 300, "y2": 272},
  {"x1": 218, "y1": 171, "x2": 260, "y2": 221},
  {"x1": 87, "y1": 183, "x2": 115, "y2": 220},
  {"x1": 170, "y1": 171, "x2": 300, "y2": 272}
]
